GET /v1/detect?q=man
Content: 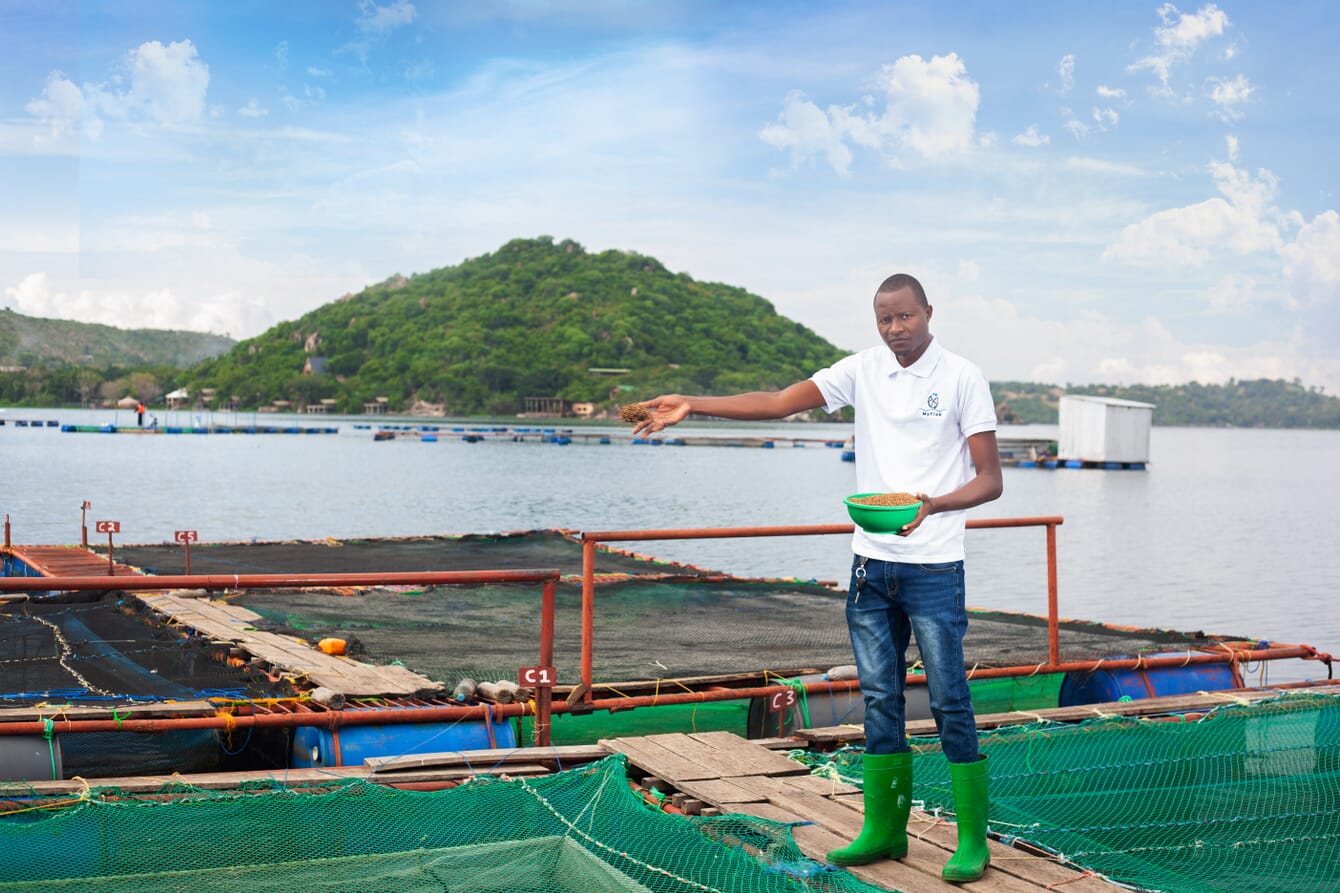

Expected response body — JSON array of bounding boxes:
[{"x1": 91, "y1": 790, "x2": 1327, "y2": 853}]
[
  {"x1": 136, "y1": 402, "x2": 146, "y2": 427},
  {"x1": 632, "y1": 273, "x2": 1002, "y2": 883}
]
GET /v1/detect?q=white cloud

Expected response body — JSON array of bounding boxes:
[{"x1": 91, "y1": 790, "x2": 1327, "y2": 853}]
[
  {"x1": 758, "y1": 91, "x2": 855, "y2": 175},
  {"x1": 760, "y1": 53, "x2": 979, "y2": 173},
  {"x1": 275, "y1": 41, "x2": 288, "y2": 69},
  {"x1": 1092, "y1": 106, "x2": 1119, "y2": 129},
  {"x1": 1128, "y1": 3, "x2": 1231, "y2": 89},
  {"x1": 1012, "y1": 125, "x2": 1048, "y2": 147},
  {"x1": 24, "y1": 71, "x2": 82, "y2": 141},
  {"x1": 1225, "y1": 134, "x2": 1239, "y2": 160},
  {"x1": 1057, "y1": 54, "x2": 1075, "y2": 93},
  {"x1": 937, "y1": 293, "x2": 1329, "y2": 389},
  {"x1": 1281, "y1": 210, "x2": 1340, "y2": 309},
  {"x1": 1103, "y1": 160, "x2": 1283, "y2": 265},
  {"x1": 1205, "y1": 273, "x2": 1274, "y2": 311},
  {"x1": 80, "y1": 40, "x2": 210, "y2": 132},
  {"x1": 342, "y1": 0, "x2": 418, "y2": 63},
  {"x1": 357, "y1": 0, "x2": 417, "y2": 34},
  {"x1": 1208, "y1": 73, "x2": 1253, "y2": 121},
  {"x1": 237, "y1": 99, "x2": 268, "y2": 118},
  {"x1": 1096, "y1": 85, "x2": 1126, "y2": 98},
  {"x1": 308, "y1": 66, "x2": 332, "y2": 78}
]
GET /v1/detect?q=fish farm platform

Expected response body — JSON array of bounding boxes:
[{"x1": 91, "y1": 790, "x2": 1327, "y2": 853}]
[{"x1": 8, "y1": 685, "x2": 1339, "y2": 892}]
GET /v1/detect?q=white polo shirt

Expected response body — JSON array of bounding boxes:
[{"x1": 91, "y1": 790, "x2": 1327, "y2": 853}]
[{"x1": 811, "y1": 338, "x2": 997, "y2": 563}]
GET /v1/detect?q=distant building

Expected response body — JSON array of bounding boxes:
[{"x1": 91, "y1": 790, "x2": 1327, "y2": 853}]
[
  {"x1": 571, "y1": 402, "x2": 596, "y2": 418},
  {"x1": 363, "y1": 396, "x2": 390, "y2": 415},
  {"x1": 165, "y1": 388, "x2": 190, "y2": 409},
  {"x1": 523, "y1": 397, "x2": 572, "y2": 417}
]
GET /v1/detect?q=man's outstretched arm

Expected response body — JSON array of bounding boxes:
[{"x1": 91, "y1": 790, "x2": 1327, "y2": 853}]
[{"x1": 631, "y1": 381, "x2": 826, "y2": 434}]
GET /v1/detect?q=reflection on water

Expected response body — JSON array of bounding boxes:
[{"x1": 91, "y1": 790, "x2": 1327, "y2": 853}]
[{"x1": 4, "y1": 409, "x2": 1338, "y2": 683}]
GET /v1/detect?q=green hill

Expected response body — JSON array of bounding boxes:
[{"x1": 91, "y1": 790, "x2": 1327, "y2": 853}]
[
  {"x1": 0, "y1": 308, "x2": 234, "y2": 368},
  {"x1": 184, "y1": 237, "x2": 848, "y2": 415}
]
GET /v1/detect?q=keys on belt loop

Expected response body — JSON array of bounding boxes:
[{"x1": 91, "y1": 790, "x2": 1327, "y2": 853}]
[{"x1": 853, "y1": 556, "x2": 869, "y2": 601}]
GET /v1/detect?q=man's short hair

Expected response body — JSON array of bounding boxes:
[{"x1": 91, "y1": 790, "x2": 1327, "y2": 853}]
[{"x1": 876, "y1": 273, "x2": 928, "y2": 307}]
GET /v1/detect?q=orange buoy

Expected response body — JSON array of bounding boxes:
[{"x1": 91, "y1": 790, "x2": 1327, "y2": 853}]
[{"x1": 317, "y1": 637, "x2": 347, "y2": 656}]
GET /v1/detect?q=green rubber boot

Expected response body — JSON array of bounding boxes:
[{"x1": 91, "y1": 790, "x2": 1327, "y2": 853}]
[
  {"x1": 942, "y1": 756, "x2": 991, "y2": 884},
  {"x1": 827, "y1": 751, "x2": 913, "y2": 866}
]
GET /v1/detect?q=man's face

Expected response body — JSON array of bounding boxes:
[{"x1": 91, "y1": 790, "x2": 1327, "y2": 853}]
[{"x1": 874, "y1": 286, "x2": 933, "y2": 366}]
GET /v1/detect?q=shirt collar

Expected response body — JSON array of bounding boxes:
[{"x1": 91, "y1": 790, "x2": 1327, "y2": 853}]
[{"x1": 886, "y1": 336, "x2": 942, "y2": 378}]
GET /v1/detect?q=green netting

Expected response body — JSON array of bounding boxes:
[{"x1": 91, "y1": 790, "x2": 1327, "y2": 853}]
[
  {"x1": 796, "y1": 691, "x2": 1340, "y2": 893},
  {"x1": 0, "y1": 754, "x2": 887, "y2": 893}
]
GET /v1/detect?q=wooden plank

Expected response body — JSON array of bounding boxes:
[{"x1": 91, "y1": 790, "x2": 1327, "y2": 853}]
[
  {"x1": 729, "y1": 801, "x2": 807, "y2": 824},
  {"x1": 788, "y1": 823, "x2": 969, "y2": 893},
  {"x1": 671, "y1": 777, "x2": 769, "y2": 805},
  {"x1": 601, "y1": 737, "x2": 718, "y2": 781},
  {"x1": 794, "y1": 724, "x2": 868, "y2": 746},
  {"x1": 636, "y1": 732, "x2": 763, "y2": 778},
  {"x1": 685, "y1": 730, "x2": 812, "y2": 776},
  {"x1": 2, "y1": 763, "x2": 551, "y2": 796},
  {"x1": 909, "y1": 812, "x2": 1125, "y2": 892},
  {"x1": 0, "y1": 700, "x2": 217, "y2": 724},
  {"x1": 364, "y1": 744, "x2": 609, "y2": 771},
  {"x1": 772, "y1": 772, "x2": 860, "y2": 797}
]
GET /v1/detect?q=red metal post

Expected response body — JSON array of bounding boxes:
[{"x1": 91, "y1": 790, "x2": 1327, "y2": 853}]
[
  {"x1": 536, "y1": 577, "x2": 557, "y2": 747},
  {"x1": 1047, "y1": 521, "x2": 1060, "y2": 665},
  {"x1": 184, "y1": 540, "x2": 191, "y2": 576},
  {"x1": 106, "y1": 530, "x2": 114, "y2": 575},
  {"x1": 3, "y1": 514, "x2": 8, "y2": 550},
  {"x1": 581, "y1": 537, "x2": 596, "y2": 703},
  {"x1": 81, "y1": 502, "x2": 89, "y2": 548}
]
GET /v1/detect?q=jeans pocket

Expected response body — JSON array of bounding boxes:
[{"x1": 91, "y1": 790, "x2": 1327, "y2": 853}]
[{"x1": 915, "y1": 561, "x2": 959, "y2": 574}]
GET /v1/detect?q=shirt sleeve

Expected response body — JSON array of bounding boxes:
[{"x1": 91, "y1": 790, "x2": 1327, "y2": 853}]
[
  {"x1": 810, "y1": 353, "x2": 861, "y2": 414},
  {"x1": 958, "y1": 362, "x2": 998, "y2": 437}
]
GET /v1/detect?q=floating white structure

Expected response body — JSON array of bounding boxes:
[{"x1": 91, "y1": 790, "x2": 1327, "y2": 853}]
[{"x1": 1058, "y1": 395, "x2": 1155, "y2": 465}]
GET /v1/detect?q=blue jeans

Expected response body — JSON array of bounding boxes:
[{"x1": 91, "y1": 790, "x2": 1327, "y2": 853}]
[{"x1": 846, "y1": 555, "x2": 980, "y2": 763}]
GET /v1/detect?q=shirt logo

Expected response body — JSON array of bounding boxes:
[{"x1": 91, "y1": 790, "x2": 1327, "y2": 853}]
[{"x1": 922, "y1": 392, "x2": 943, "y2": 418}]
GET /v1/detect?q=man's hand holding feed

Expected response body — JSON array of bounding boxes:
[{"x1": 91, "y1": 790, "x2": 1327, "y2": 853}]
[{"x1": 630, "y1": 395, "x2": 690, "y2": 435}]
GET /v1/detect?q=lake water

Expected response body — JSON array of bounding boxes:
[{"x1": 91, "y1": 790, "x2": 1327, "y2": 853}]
[{"x1": 4, "y1": 407, "x2": 1338, "y2": 683}]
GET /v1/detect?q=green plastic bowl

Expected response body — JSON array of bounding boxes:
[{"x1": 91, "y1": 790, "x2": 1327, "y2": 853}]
[{"x1": 844, "y1": 493, "x2": 923, "y2": 534}]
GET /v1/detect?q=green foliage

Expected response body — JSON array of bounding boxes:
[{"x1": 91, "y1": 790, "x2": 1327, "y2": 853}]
[
  {"x1": 180, "y1": 237, "x2": 850, "y2": 415},
  {"x1": 0, "y1": 308, "x2": 233, "y2": 368}
]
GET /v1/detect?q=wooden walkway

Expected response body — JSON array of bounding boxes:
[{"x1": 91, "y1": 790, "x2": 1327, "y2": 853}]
[
  {"x1": 603, "y1": 731, "x2": 1121, "y2": 893},
  {"x1": 138, "y1": 592, "x2": 441, "y2": 696},
  {"x1": 4, "y1": 543, "x2": 140, "y2": 577}
]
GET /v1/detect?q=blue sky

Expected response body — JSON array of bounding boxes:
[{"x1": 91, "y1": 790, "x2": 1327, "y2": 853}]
[{"x1": 3, "y1": 1, "x2": 1337, "y2": 391}]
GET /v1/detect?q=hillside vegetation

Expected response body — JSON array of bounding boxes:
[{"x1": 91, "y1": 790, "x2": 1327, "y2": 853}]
[
  {"x1": 183, "y1": 237, "x2": 847, "y2": 415},
  {"x1": 0, "y1": 308, "x2": 233, "y2": 369},
  {"x1": 992, "y1": 379, "x2": 1340, "y2": 428}
]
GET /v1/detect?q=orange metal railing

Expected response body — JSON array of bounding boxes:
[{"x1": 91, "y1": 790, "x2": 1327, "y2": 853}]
[{"x1": 575, "y1": 517, "x2": 1327, "y2": 713}]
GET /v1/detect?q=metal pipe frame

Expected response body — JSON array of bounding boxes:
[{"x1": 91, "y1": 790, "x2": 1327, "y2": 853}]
[
  {"x1": 578, "y1": 517, "x2": 1066, "y2": 701},
  {"x1": 0, "y1": 643, "x2": 1319, "y2": 739}
]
